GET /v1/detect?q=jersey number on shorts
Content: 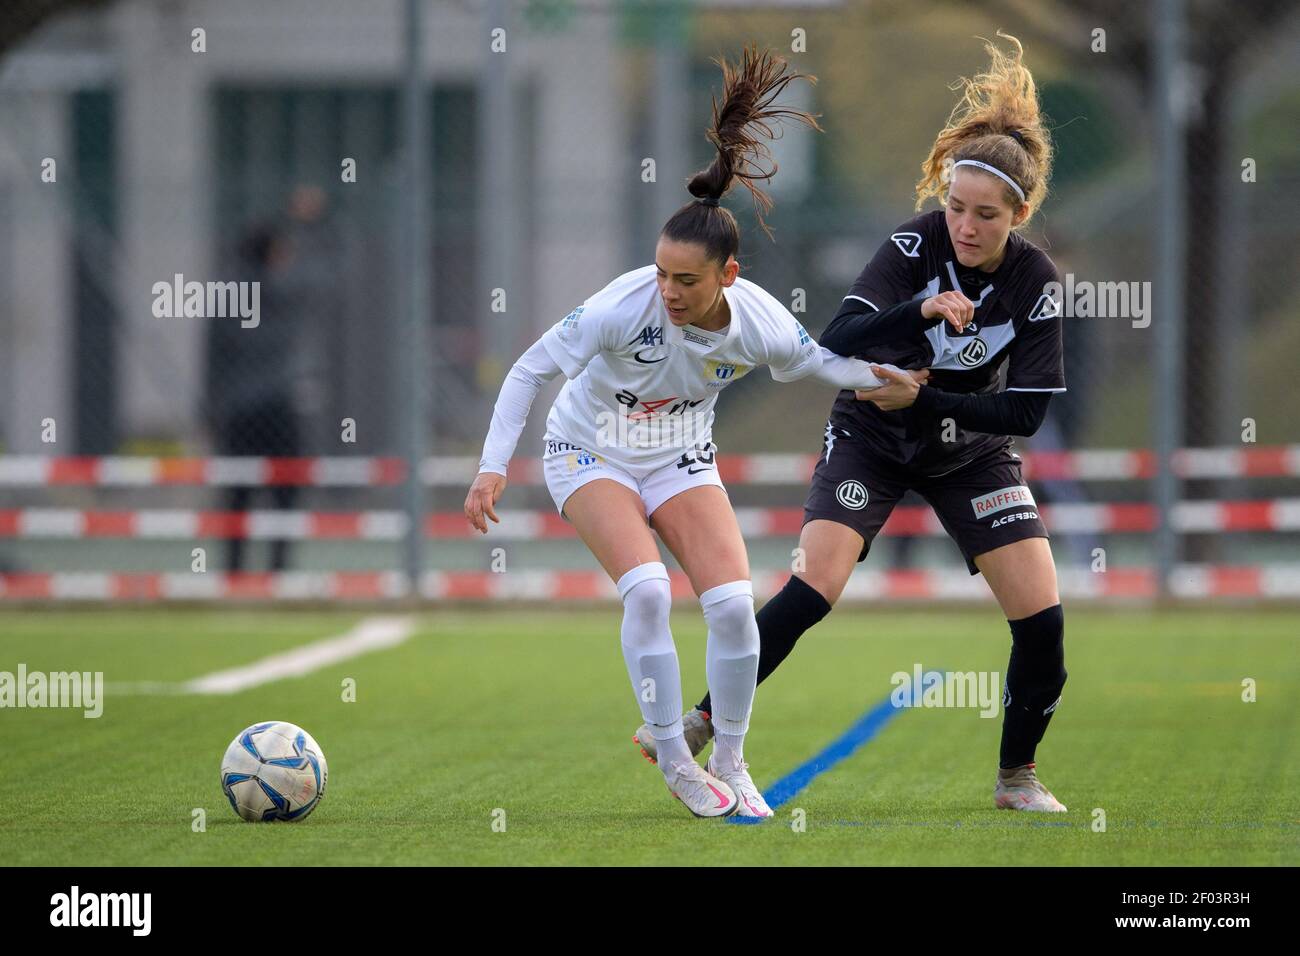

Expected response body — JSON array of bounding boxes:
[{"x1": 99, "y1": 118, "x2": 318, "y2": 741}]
[{"x1": 676, "y1": 444, "x2": 717, "y2": 475}]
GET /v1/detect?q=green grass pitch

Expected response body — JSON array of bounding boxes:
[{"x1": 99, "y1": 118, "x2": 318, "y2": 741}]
[{"x1": 0, "y1": 607, "x2": 1296, "y2": 865}]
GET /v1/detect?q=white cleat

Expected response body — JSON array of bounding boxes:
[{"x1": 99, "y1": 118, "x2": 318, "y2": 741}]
[
  {"x1": 707, "y1": 754, "x2": 774, "y2": 819},
  {"x1": 664, "y1": 760, "x2": 738, "y2": 819},
  {"x1": 994, "y1": 762, "x2": 1067, "y2": 812},
  {"x1": 633, "y1": 708, "x2": 714, "y2": 765}
]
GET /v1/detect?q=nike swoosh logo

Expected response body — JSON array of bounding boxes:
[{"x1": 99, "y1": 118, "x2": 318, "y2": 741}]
[
  {"x1": 707, "y1": 782, "x2": 731, "y2": 809},
  {"x1": 634, "y1": 350, "x2": 667, "y2": 364},
  {"x1": 686, "y1": 466, "x2": 713, "y2": 475}
]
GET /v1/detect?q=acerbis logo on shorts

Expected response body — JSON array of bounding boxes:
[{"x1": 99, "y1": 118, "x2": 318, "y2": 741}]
[
  {"x1": 990, "y1": 510, "x2": 1039, "y2": 528},
  {"x1": 971, "y1": 485, "x2": 1036, "y2": 518},
  {"x1": 836, "y1": 479, "x2": 869, "y2": 511}
]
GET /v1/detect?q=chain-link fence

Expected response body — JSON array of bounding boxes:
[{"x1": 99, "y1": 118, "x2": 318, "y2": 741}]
[{"x1": 0, "y1": 0, "x2": 1296, "y2": 598}]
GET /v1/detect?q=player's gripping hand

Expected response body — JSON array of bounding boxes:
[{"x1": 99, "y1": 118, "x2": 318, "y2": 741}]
[
  {"x1": 854, "y1": 367, "x2": 929, "y2": 397},
  {"x1": 854, "y1": 366, "x2": 926, "y2": 411},
  {"x1": 921, "y1": 291, "x2": 975, "y2": 333},
  {"x1": 464, "y1": 472, "x2": 506, "y2": 534}
]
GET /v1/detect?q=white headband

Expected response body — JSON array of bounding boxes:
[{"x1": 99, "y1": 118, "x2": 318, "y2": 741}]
[{"x1": 952, "y1": 159, "x2": 1025, "y2": 202}]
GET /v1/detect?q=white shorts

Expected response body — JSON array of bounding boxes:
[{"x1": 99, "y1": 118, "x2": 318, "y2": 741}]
[{"x1": 542, "y1": 438, "x2": 726, "y2": 519}]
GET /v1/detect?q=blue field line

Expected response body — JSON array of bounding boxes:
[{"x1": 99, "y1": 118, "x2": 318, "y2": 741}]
[{"x1": 727, "y1": 674, "x2": 939, "y2": 825}]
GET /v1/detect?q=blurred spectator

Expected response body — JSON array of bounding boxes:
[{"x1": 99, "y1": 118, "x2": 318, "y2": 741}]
[
  {"x1": 278, "y1": 184, "x2": 340, "y2": 451},
  {"x1": 206, "y1": 221, "x2": 302, "y2": 572}
]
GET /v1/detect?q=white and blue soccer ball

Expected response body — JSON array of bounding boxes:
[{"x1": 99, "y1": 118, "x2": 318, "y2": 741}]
[{"x1": 221, "y1": 721, "x2": 328, "y2": 822}]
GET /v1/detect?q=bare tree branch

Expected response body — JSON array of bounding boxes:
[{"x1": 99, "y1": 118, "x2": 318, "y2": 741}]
[{"x1": 0, "y1": 0, "x2": 114, "y2": 57}]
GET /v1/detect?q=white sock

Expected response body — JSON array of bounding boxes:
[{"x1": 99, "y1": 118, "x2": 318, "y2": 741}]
[
  {"x1": 715, "y1": 732, "x2": 745, "y2": 771},
  {"x1": 701, "y1": 580, "x2": 759, "y2": 772},
  {"x1": 617, "y1": 563, "x2": 692, "y2": 770}
]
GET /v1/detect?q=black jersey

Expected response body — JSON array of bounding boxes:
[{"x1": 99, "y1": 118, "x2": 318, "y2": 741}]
[{"x1": 826, "y1": 210, "x2": 1065, "y2": 474}]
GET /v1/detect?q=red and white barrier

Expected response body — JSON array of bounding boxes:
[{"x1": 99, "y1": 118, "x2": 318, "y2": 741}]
[
  {"x1": 2, "y1": 500, "x2": 1298, "y2": 540},
  {"x1": 0, "y1": 456, "x2": 407, "y2": 487},
  {"x1": 2, "y1": 445, "x2": 1299, "y2": 487},
  {"x1": 2, "y1": 566, "x2": 1298, "y2": 601}
]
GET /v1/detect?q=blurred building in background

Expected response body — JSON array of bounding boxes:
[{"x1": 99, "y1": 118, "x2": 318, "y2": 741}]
[{"x1": 0, "y1": 0, "x2": 1296, "y2": 595}]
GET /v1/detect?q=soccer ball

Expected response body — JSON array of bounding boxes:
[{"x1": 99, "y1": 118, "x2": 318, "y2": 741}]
[{"x1": 221, "y1": 721, "x2": 328, "y2": 822}]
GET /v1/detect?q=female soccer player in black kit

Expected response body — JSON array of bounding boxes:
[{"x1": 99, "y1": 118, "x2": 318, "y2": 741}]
[{"x1": 647, "y1": 33, "x2": 1071, "y2": 811}]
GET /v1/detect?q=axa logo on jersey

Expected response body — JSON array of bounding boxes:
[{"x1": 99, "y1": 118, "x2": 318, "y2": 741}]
[{"x1": 628, "y1": 324, "x2": 666, "y2": 363}]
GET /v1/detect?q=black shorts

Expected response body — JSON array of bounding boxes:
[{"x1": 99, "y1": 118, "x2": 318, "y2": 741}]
[{"x1": 803, "y1": 423, "x2": 1049, "y2": 575}]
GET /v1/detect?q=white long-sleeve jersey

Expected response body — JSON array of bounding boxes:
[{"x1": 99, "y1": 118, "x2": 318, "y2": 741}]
[{"x1": 478, "y1": 265, "x2": 896, "y2": 476}]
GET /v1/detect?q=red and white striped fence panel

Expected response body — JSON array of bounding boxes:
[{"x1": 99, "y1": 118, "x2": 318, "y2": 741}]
[
  {"x1": 2, "y1": 445, "x2": 1299, "y2": 487},
  {"x1": 2, "y1": 500, "x2": 1298, "y2": 539},
  {"x1": 1, "y1": 566, "x2": 1298, "y2": 602},
  {"x1": 0, "y1": 456, "x2": 407, "y2": 487}
]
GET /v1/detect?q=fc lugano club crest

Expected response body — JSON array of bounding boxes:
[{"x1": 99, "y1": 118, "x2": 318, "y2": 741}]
[
  {"x1": 835, "y1": 479, "x2": 869, "y2": 511},
  {"x1": 957, "y1": 337, "x2": 988, "y2": 367}
]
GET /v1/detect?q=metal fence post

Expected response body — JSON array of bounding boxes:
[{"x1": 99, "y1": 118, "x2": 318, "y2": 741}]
[
  {"x1": 402, "y1": 0, "x2": 431, "y2": 597},
  {"x1": 1152, "y1": 0, "x2": 1188, "y2": 597}
]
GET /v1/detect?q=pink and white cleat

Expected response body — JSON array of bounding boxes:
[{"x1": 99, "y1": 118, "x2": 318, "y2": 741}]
[
  {"x1": 664, "y1": 760, "x2": 738, "y2": 819},
  {"x1": 994, "y1": 762, "x2": 1067, "y2": 812},
  {"x1": 707, "y1": 754, "x2": 774, "y2": 819}
]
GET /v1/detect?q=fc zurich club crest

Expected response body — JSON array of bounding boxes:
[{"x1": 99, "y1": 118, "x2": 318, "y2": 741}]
[{"x1": 704, "y1": 359, "x2": 749, "y2": 384}]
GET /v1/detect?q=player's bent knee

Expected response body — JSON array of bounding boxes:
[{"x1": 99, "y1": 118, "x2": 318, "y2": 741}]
[
  {"x1": 700, "y1": 580, "x2": 759, "y2": 734},
  {"x1": 795, "y1": 567, "x2": 848, "y2": 607},
  {"x1": 795, "y1": 522, "x2": 861, "y2": 606},
  {"x1": 617, "y1": 562, "x2": 672, "y2": 637},
  {"x1": 699, "y1": 580, "x2": 759, "y2": 651},
  {"x1": 1007, "y1": 604, "x2": 1067, "y2": 709}
]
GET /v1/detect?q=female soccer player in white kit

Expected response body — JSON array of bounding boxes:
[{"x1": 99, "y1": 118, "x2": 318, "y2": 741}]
[{"x1": 464, "y1": 47, "x2": 921, "y2": 819}]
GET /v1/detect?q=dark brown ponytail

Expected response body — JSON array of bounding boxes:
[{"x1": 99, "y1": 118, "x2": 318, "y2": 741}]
[{"x1": 661, "y1": 44, "x2": 822, "y2": 263}]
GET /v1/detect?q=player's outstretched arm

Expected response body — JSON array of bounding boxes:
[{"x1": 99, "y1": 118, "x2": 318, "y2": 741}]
[
  {"x1": 810, "y1": 347, "x2": 929, "y2": 392},
  {"x1": 465, "y1": 338, "x2": 562, "y2": 534},
  {"x1": 767, "y1": 325, "x2": 928, "y2": 392}
]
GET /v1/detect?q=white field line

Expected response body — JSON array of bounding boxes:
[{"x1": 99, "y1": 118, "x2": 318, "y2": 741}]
[{"x1": 106, "y1": 616, "x2": 415, "y2": 695}]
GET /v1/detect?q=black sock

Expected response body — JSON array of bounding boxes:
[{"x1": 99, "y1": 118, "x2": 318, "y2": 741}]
[
  {"x1": 999, "y1": 604, "x2": 1067, "y2": 769},
  {"x1": 696, "y1": 575, "x2": 832, "y2": 716}
]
